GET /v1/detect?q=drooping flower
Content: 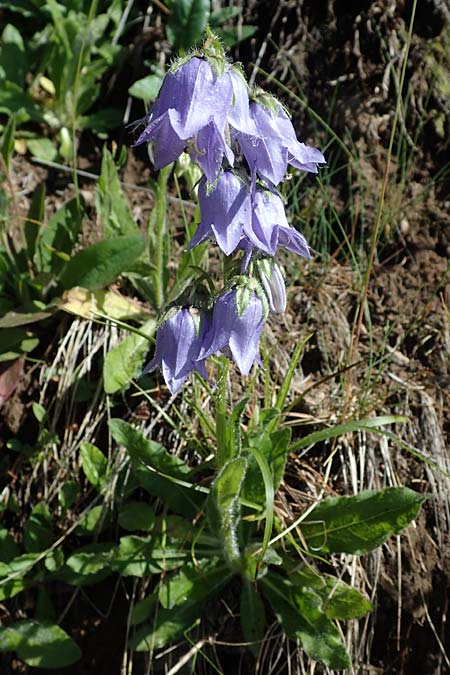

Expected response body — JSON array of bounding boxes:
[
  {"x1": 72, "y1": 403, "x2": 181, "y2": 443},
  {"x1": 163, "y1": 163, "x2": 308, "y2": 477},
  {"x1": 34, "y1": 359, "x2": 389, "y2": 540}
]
[
  {"x1": 143, "y1": 307, "x2": 208, "y2": 394},
  {"x1": 133, "y1": 57, "x2": 234, "y2": 182},
  {"x1": 233, "y1": 94, "x2": 325, "y2": 186},
  {"x1": 199, "y1": 287, "x2": 265, "y2": 375},
  {"x1": 257, "y1": 259, "x2": 287, "y2": 313},
  {"x1": 188, "y1": 172, "x2": 310, "y2": 259},
  {"x1": 187, "y1": 172, "x2": 251, "y2": 255}
]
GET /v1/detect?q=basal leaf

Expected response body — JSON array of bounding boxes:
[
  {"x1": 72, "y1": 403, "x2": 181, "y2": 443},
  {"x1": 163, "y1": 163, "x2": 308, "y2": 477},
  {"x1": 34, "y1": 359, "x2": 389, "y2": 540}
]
[
  {"x1": 159, "y1": 559, "x2": 230, "y2": 610},
  {"x1": 79, "y1": 442, "x2": 108, "y2": 491},
  {"x1": 103, "y1": 318, "x2": 155, "y2": 394},
  {"x1": 94, "y1": 146, "x2": 138, "y2": 238},
  {"x1": 0, "y1": 24, "x2": 28, "y2": 86},
  {"x1": 291, "y1": 567, "x2": 373, "y2": 620},
  {"x1": 262, "y1": 574, "x2": 351, "y2": 670},
  {"x1": 0, "y1": 621, "x2": 81, "y2": 668},
  {"x1": 108, "y1": 419, "x2": 201, "y2": 515},
  {"x1": 128, "y1": 73, "x2": 164, "y2": 101},
  {"x1": 59, "y1": 235, "x2": 144, "y2": 291},
  {"x1": 66, "y1": 543, "x2": 115, "y2": 577},
  {"x1": 24, "y1": 183, "x2": 45, "y2": 263},
  {"x1": 1, "y1": 111, "x2": 15, "y2": 174},
  {"x1": 240, "y1": 580, "x2": 266, "y2": 656},
  {"x1": 23, "y1": 503, "x2": 54, "y2": 553},
  {"x1": 118, "y1": 501, "x2": 155, "y2": 532},
  {"x1": 112, "y1": 535, "x2": 187, "y2": 577},
  {"x1": 35, "y1": 198, "x2": 83, "y2": 274},
  {"x1": 301, "y1": 487, "x2": 425, "y2": 555},
  {"x1": 129, "y1": 603, "x2": 200, "y2": 652},
  {"x1": 166, "y1": 0, "x2": 210, "y2": 51},
  {"x1": 0, "y1": 528, "x2": 20, "y2": 563}
]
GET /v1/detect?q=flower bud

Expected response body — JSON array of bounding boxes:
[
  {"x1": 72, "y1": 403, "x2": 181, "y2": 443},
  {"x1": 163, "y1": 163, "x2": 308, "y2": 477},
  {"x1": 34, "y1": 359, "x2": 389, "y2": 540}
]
[{"x1": 258, "y1": 259, "x2": 287, "y2": 313}]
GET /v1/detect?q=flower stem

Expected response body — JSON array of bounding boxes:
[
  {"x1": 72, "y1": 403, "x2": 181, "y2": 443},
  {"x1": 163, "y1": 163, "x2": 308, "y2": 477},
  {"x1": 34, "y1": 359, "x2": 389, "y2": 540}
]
[
  {"x1": 215, "y1": 357, "x2": 230, "y2": 468},
  {"x1": 153, "y1": 164, "x2": 172, "y2": 309}
]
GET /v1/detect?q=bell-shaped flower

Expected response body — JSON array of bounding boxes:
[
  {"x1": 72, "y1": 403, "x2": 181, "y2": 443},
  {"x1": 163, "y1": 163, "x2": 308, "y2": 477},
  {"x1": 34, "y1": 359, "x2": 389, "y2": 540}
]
[
  {"x1": 188, "y1": 172, "x2": 310, "y2": 259},
  {"x1": 248, "y1": 188, "x2": 310, "y2": 257},
  {"x1": 233, "y1": 95, "x2": 325, "y2": 186},
  {"x1": 258, "y1": 259, "x2": 287, "y2": 313},
  {"x1": 133, "y1": 57, "x2": 234, "y2": 182},
  {"x1": 143, "y1": 307, "x2": 208, "y2": 394},
  {"x1": 187, "y1": 172, "x2": 251, "y2": 255},
  {"x1": 199, "y1": 288, "x2": 265, "y2": 375}
]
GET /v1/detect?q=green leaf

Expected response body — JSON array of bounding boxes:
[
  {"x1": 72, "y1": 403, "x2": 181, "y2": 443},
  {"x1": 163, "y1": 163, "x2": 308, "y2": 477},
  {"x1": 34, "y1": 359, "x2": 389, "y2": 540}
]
[
  {"x1": 240, "y1": 580, "x2": 266, "y2": 656},
  {"x1": 0, "y1": 81, "x2": 44, "y2": 123},
  {"x1": 0, "y1": 621, "x2": 81, "y2": 668},
  {"x1": 128, "y1": 73, "x2": 164, "y2": 101},
  {"x1": 217, "y1": 24, "x2": 257, "y2": 48},
  {"x1": 108, "y1": 419, "x2": 202, "y2": 515},
  {"x1": 103, "y1": 318, "x2": 155, "y2": 394},
  {"x1": 59, "y1": 480, "x2": 79, "y2": 515},
  {"x1": 75, "y1": 505, "x2": 111, "y2": 536},
  {"x1": 0, "y1": 578, "x2": 26, "y2": 601},
  {"x1": 1, "y1": 112, "x2": 15, "y2": 174},
  {"x1": 66, "y1": 543, "x2": 114, "y2": 577},
  {"x1": 0, "y1": 24, "x2": 28, "y2": 86},
  {"x1": 59, "y1": 235, "x2": 144, "y2": 291},
  {"x1": 0, "y1": 528, "x2": 20, "y2": 563},
  {"x1": 79, "y1": 442, "x2": 108, "y2": 491},
  {"x1": 243, "y1": 427, "x2": 291, "y2": 504},
  {"x1": 210, "y1": 6, "x2": 242, "y2": 25},
  {"x1": 0, "y1": 552, "x2": 41, "y2": 579},
  {"x1": 289, "y1": 415, "x2": 407, "y2": 453},
  {"x1": 32, "y1": 402, "x2": 46, "y2": 423},
  {"x1": 130, "y1": 592, "x2": 158, "y2": 626},
  {"x1": 23, "y1": 503, "x2": 54, "y2": 553},
  {"x1": 78, "y1": 108, "x2": 123, "y2": 133},
  {"x1": 261, "y1": 575, "x2": 351, "y2": 670},
  {"x1": 0, "y1": 327, "x2": 36, "y2": 358},
  {"x1": 35, "y1": 198, "x2": 84, "y2": 274},
  {"x1": 291, "y1": 567, "x2": 373, "y2": 620},
  {"x1": 322, "y1": 578, "x2": 373, "y2": 620},
  {"x1": 0, "y1": 309, "x2": 52, "y2": 328},
  {"x1": 94, "y1": 146, "x2": 138, "y2": 238},
  {"x1": 129, "y1": 603, "x2": 200, "y2": 651},
  {"x1": 112, "y1": 535, "x2": 187, "y2": 577},
  {"x1": 166, "y1": 0, "x2": 210, "y2": 50},
  {"x1": 118, "y1": 501, "x2": 155, "y2": 532},
  {"x1": 159, "y1": 559, "x2": 230, "y2": 610},
  {"x1": 301, "y1": 487, "x2": 425, "y2": 555},
  {"x1": 27, "y1": 138, "x2": 58, "y2": 162}
]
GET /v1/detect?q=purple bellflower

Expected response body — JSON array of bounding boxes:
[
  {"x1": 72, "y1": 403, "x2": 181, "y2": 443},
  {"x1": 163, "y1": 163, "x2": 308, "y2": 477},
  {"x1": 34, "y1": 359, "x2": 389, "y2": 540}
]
[
  {"x1": 188, "y1": 172, "x2": 310, "y2": 259},
  {"x1": 198, "y1": 287, "x2": 265, "y2": 375},
  {"x1": 233, "y1": 95, "x2": 325, "y2": 186},
  {"x1": 143, "y1": 307, "x2": 208, "y2": 394},
  {"x1": 133, "y1": 57, "x2": 234, "y2": 182}
]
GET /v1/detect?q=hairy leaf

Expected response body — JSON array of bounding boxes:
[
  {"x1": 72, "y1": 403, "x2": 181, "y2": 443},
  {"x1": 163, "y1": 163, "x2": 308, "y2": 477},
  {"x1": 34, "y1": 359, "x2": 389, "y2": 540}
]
[{"x1": 301, "y1": 487, "x2": 425, "y2": 554}]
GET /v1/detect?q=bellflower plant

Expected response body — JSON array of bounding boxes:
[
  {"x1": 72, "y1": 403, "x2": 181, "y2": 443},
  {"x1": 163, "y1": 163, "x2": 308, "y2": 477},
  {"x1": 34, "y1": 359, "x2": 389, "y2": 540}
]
[
  {"x1": 137, "y1": 32, "x2": 324, "y2": 391},
  {"x1": 128, "y1": 35, "x2": 424, "y2": 673}
]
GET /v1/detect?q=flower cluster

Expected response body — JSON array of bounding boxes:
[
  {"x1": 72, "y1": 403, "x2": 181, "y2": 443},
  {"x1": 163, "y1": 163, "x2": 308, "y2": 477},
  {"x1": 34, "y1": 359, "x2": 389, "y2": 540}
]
[{"x1": 137, "y1": 37, "x2": 324, "y2": 394}]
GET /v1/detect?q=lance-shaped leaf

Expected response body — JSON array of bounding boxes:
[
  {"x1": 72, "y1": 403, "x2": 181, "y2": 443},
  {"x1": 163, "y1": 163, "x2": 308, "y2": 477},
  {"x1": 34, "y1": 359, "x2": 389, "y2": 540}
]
[{"x1": 301, "y1": 487, "x2": 425, "y2": 555}]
